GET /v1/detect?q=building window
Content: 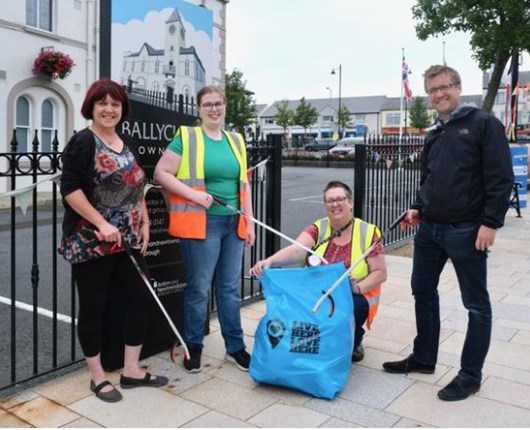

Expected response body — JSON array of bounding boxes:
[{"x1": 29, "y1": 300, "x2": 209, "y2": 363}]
[
  {"x1": 354, "y1": 114, "x2": 365, "y2": 121},
  {"x1": 152, "y1": 81, "x2": 159, "y2": 92},
  {"x1": 265, "y1": 118, "x2": 275, "y2": 125},
  {"x1": 185, "y1": 60, "x2": 190, "y2": 76},
  {"x1": 495, "y1": 90, "x2": 506, "y2": 104},
  {"x1": 155, "y1": 59, "x2": 160, "y2": 74},
  {"x1": 322, "y1": 115, "x2": 334, "y2": 122},
  {"x1": 26, "y1": 0, "x2": 52, "y2": 31},
  {"x1": 15, "y1": 97, "x2": 31, "y2": 152},
  {"x1": 41, "y1": 99, "x2": 54, "y2": 151},
  {"x1": 386, "y1": 113, "x2": 401, "y2": 126}
]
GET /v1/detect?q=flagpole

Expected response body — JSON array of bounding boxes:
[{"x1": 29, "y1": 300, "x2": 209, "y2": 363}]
[{"x1": 399, "y1": 48, "x2": 404, "y2": 144}]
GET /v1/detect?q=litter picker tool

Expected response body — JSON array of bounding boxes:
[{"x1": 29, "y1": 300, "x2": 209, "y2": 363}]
[
  {"x1": 212, "y1": 197, "x2": 328, "y2": 265},
  {"x1": 312, "y1": 210, "x2": 408, "y2": 313},
  {"x1": 94, "y1": 231, "x2": 190, "y2": 360}
]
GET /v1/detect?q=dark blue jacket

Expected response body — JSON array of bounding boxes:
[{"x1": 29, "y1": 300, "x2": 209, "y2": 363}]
[{"x1": 413, "y1": 105, "x2": 514, "y2": 228}]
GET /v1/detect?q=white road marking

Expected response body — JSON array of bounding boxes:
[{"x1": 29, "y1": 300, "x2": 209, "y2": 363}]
[{"x1": 0, "y1": 295, "x2": 76, "y2": 324}]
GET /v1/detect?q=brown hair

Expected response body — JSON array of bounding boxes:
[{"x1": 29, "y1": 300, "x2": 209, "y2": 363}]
[
  {"x1": 423, "y1": 65, "x2": 461, "y2": 92},
  {"x1": 323, "y1": 180, "x2": 353, "y2": 200},
  {"x1": 81, "y1": 78, "x2": 131, "y2": 123},
  {"x1": 196, "y1": 85, "x2": 226, "y2": 107}
]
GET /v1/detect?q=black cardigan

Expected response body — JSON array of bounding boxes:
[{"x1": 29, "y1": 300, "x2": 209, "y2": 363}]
[{"x1": 60, "y1": 127, "x2": 142, "y2": 236}]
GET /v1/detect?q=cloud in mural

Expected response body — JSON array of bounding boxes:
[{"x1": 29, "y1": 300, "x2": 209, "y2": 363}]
[{"x1": 111, "y1": 7, "x2": 213, "y2": 86}]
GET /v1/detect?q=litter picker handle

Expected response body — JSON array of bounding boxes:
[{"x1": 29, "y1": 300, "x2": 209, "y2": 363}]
[
  {"x1": 212, "y1": 197, "x2": 328, "y2": 265},
  {"x1": 93, "y1": 230, "x2": 190, "y2": 360},
  {"x1": 312, "y1": 210, "x2": 408, "y2": 313}
]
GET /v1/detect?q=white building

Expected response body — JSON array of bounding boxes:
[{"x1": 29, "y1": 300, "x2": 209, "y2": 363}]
[{"x1": 0, "y1": 0, "x2": 229, "y2": 193}]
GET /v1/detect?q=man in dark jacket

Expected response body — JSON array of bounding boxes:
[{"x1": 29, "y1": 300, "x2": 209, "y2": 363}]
[{"x1": 382, "y1": 65, "x2": 514, "y2": 401}]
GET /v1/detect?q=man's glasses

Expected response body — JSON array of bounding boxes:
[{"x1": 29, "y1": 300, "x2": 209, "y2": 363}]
[
  {"x1": 324, "y1": 196, "x2": 349, "y2": 205},
  {"x1": 426, "y1": 82, "x2": 459, "y2": 96},
  {"x1": 201, "y1": 101, "x2": 225, "y2": 111}
]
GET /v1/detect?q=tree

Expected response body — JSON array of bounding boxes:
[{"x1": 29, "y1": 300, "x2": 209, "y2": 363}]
[
  {"x1": 412, "y1": 0, "x2": 530, "y2": 112},
  {"x1": 293, "y1": 97, "x2": 318, "y2": 136},
  {"x1": 275, "y1": 99, "x2": 294, "y2": 145},
  {"x1": 409, "y1": 97, "x2": 431, "y2": 131},
  {"x1": 225, "y1": 69, "x2": 256, "y2": 134},
  {"x1": 338, "y1": 105, "x2": 352, "y2": 136}
]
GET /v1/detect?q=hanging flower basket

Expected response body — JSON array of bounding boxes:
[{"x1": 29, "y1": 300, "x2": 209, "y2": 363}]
[{"x1": 32, "y1": 50, "x2": 75, "y2": 80}]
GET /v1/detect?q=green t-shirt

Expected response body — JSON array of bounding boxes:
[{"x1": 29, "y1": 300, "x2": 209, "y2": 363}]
[{"x1": 166, "y1": 130, "x2": 240, "y2": 215}]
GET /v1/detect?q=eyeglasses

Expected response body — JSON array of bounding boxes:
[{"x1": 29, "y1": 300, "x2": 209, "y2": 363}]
[
  {"x1": 324, "y1": 196, "x2": 349, "y2": 205},
  {"x1": 201, "y1": 101, "x2": 225, "y2": 111},
  {"x1": 426, "y1": 82, "x2": 459, "y2": 96}
]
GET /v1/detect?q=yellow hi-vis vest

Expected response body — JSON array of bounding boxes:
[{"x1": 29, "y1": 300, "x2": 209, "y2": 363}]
[
  {"x1": 313, "y1": 217, "x2": 382, "y2": 329},
  {"x1": 167, "y1": 126, "x2": 249, "y2": 240}
]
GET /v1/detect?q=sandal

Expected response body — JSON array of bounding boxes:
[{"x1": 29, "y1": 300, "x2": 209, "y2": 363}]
[
  {"x1": 120, "y1": 371, "x2": 169, "y2": 389},
  {"x1": 90, "y1": 380, "x2": 123, "y2": 403}
]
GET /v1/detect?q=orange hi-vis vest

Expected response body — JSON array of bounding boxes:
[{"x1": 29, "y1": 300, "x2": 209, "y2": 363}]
[
  {"x1": 167, "y1": 126, "x2": 249, "y2": 240},
  {"x1": 313, "y1": 217, "x2": 382, "y2": 329}
]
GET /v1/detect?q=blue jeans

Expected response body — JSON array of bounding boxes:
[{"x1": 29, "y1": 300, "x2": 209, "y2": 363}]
[
  {"x1": 180, "y1": 214, "x2": 246, "y2": 354},
  {"x1": 411, "y1": 220, "x2": 491, "y2": 383}
]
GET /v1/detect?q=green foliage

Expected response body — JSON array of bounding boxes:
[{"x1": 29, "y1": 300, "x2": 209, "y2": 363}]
[
  {"x1": 293, "y1": 97, "x2": 318, "y2": 134},
  {"x1": 412, "y1": 0, "x2": 530, "y2": 112},
  {"x1": 409, "y1": 97, "x2": 432, "y2": 130},
  {"x1": 225, "y1": 69, "x2": 256, "y2": 134},
  {"x1": 275, "y1": 99, "x2": 294, "y2": 133},
  {"x1": 338, "y1": 105, "x2": 352, "y2": 134}
]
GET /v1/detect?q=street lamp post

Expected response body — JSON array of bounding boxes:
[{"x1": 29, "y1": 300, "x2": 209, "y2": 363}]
[{"x1": 331, "y1": 64, "x2": 342, "y2": 138}]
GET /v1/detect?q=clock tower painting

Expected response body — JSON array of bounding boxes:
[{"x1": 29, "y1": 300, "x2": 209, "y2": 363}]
[{"x1": 98, "y1": 0, "x2": 225, "y2": 367}]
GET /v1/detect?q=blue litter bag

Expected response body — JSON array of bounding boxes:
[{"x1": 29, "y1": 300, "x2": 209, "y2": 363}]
[{"x1": 250, "y1": 263, "x2": 354, "y2": 399}]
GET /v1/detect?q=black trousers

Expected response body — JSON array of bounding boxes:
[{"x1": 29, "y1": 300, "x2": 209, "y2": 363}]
[{"x1": 73, "y1": 250, "x2": 151, "y2": 358}]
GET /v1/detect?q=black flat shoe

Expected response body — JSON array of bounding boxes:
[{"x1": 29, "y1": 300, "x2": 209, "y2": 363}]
[
  {"x1": 438, "y1": 376, "x2": 480, "y2": 401},
  {"x1": 382, "y1": 354, "x2": 435, "y2": 374},
  {"x1": 90, "y1": 380, "x2": 122, "y2": 403},
  {"x1": 120, "y1": 372, "x2": 168, "y2": 389}
]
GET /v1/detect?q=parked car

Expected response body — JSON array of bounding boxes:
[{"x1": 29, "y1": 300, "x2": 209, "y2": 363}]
[
  {"x1": 304, "y1": 138, "x2": 337, "y2": 151},
  {"x1": 328, "y1": 137, "x2": 363, "y2": 156}
]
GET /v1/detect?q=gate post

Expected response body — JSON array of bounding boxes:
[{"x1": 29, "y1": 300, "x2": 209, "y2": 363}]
[
  {"x1": 265, "y1": 134, "x2": 282, "y2": 256},
  {"x1": 354, "y1": 143, "x2": 367, "y2": 219}
]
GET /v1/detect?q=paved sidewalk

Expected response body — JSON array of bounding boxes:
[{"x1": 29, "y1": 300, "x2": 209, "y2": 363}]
[{"x1": 1, "y1": 207, "x2": 529, "y2": 427}]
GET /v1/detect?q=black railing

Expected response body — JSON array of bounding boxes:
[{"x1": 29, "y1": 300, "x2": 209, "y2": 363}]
[
  {"x1": 0, "y1": 130, "x2": 282, "y2": 394},
  {"x1": 354, "y1": 135, "x2": 424, "y2": 249}
]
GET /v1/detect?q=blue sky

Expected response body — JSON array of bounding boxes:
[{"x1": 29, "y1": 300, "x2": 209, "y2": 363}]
[{"x1": 112, "y1": 0, "x2": 213, "y2": 38}]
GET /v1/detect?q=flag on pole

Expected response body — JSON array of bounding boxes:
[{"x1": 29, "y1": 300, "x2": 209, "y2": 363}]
[{"x1": 402, "y1": 55, "x2": 413, "y2": 102}]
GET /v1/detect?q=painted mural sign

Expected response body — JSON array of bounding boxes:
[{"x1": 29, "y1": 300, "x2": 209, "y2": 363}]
[{"x1": 99, "y1": 0, "x2": 217, "y2": 365}]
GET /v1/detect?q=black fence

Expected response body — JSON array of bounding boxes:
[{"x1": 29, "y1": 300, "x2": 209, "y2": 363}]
[
  {"x1": 0, "y1": 129, "x2": 422, "y2": 394},
  {"x1": 0, "y1": 130, "x2": 281, "y2": 394},
  {"x1": 354, "y1": 135, "x2": 424, "y2": 249}
]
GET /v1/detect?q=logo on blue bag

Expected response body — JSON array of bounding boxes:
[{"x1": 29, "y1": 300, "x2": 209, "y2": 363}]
[
  {"x1": 266, "y1": 319, "x2": 286, "y2": 348},
  {"x1": 290, "y1": 321, "x2": 320, "y2": 354}
]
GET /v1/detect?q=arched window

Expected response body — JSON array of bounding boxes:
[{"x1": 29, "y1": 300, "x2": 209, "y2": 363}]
[
  {"x1": 41, "y1": 99, "x2": 54, "y2": 151},
  {"x1": 15, "y1": 96, "x2": 31, "y2": 152}
]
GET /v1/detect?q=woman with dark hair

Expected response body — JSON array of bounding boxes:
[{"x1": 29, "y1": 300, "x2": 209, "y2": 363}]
[
  {"x1": 251, "y1": 180, "x2": 387, "y2": 362},
  {"x1": 59, "y1": 78, "x2": 168, "y2": 403},
  {"x1": 154, "y1": 85, "x2": 255, "y2": 374}
]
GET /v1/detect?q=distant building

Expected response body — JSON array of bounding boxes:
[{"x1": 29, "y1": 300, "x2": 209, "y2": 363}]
[{"x1": 119, "y1": 9, "x2": 206, "y2": 103}]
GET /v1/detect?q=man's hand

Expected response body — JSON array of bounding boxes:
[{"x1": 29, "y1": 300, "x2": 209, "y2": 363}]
[
  {"x1": 475, "y1": 225, "x2": 496, "y2": 251},
  {"x1": 400, "y1": 209, "x2": 421, "y2": 230}
]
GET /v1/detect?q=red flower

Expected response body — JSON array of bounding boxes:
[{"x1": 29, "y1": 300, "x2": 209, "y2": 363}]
[
  {"x1": 95, "y1": 152, "x2": 119, "y2": 172},
  {"x1": 32, "y1": 50, "x2": 75, "y2": 80}
]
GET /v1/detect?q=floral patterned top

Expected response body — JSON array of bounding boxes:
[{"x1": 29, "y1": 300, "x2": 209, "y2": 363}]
[{"x1": 59, "y1": 133, "x2": 146, "y2": 264}]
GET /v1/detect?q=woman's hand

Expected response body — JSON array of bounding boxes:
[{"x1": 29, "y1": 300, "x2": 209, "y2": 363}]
[
  {"x1": 192, "y1": 191, "x2": 213, "y2": 209},
  {"x1": 97, "y1": 222, "x2": 122, "y2": 248},
  {"x1": 250, "y1": 258, "x2": 272, "y2": 277},
  {"x1": 245, "y1": 223, "x2": 255, "y2": 248},
  {"x1": 137, "y1": 221, "x2": 150, "y2": 255}
]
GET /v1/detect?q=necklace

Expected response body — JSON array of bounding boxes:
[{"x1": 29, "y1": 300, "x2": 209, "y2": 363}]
[{"x1": 307, "y1": 218, "x2": 353, "y2": 266}]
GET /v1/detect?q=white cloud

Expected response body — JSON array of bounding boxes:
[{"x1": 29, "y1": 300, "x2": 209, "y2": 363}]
[{"x1": 226, "y1": 0, "x2": 485, "y2": 104}]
